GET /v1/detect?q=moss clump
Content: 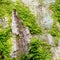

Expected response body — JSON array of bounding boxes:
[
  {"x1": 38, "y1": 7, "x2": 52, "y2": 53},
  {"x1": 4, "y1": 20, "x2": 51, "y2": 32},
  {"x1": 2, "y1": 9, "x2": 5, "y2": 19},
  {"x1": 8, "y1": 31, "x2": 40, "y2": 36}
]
[
  {"x1": 28, "y1": 37, "x2": 52, "y2": 60},
  {"x1": 49, "y1": 0, "x2": 60, "y2": 23},
  {"x1": 49, "y1": 22, "x2": 60, "y2": 46},
  {"x1": 16, "y1": 1, "x2": 42, "y2": 34}
]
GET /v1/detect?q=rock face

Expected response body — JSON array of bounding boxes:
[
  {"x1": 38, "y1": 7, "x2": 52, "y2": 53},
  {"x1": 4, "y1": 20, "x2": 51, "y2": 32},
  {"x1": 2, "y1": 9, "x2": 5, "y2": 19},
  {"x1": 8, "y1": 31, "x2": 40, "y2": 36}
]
[
  {"x1": 21, "y1": 0, "x2": 54, "y2": 29},
  {"x1": 11, "y1": 10, "x2": 31, "y2": 58},
  {"x1": 0, "y1": 17, "x2": 7, "y2": 28},
  {"x1": 12, "y1": 11, "x2": 19, "y2": 35},
  {"x1": 23, "y1": 27, "x2": 31, "y2": 44},
  {"x1": 47, "y1": 34, "x2": 54, "y2": 45},
  {"x1": 21, "y1": 0, "x2": 60, "y2": 60}
]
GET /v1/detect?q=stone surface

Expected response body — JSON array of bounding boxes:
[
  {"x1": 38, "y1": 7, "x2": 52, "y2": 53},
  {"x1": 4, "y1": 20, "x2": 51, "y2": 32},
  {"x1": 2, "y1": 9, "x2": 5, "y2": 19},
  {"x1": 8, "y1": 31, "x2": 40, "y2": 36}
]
[{"x1": 21, "y1": 0, "x2": 60, "y2": 60}]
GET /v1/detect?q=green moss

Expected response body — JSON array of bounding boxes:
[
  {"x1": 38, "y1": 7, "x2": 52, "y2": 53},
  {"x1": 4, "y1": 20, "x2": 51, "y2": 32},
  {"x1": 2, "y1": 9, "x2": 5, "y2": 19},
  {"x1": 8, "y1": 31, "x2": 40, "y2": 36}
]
[
  {"x1": 49, "y1": 23, "x2": 60, "y2": 37},
  {"x1": 55, "y1": 37, "x2": 59, "y2": 46},
  {"x1": 0, "y1": 0, "x2": 14, "y2": 18},
  {"x1": 49, "y1": 23, "x2": 60, "y2": 46},
  {"x1": 16, "y1": 1, "x2": 42, "y2": 34},
  {"x1": 0, "y1": 0, "x2": 42, "y2": 34},
  {"x1": 49, "y1": 0, "x2": 60, "y2": 46},
  {"x1": 49, "y1": 0, "x2": 60, "y2": 23},
  {"x1": 28, "y1": 37, "x2": 52, "y2": 60},
  {"x1": 0, "y1": 27, "x2": 12, "y2": 60}
]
